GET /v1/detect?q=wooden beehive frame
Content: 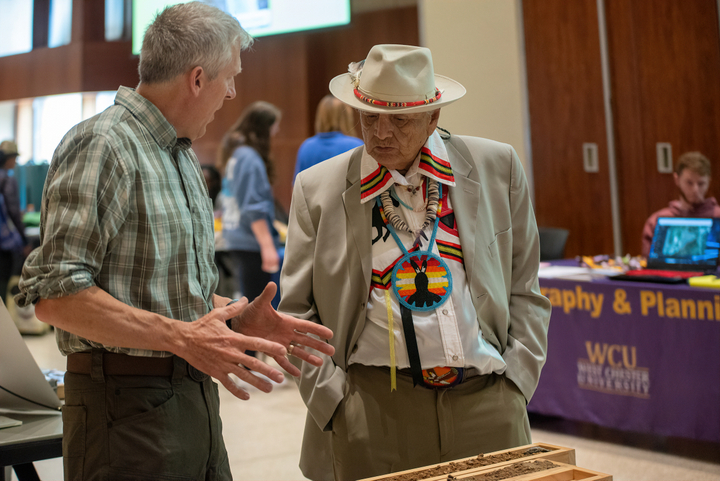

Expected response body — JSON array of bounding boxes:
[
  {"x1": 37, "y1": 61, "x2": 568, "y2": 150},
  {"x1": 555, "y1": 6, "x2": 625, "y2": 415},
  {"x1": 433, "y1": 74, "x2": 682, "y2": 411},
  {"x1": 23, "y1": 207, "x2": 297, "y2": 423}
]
[
  {"x1": 450, "y1": 462, "x2": 612, "y2": 481},
  {"x1": 359, "y1": 443, "x2": 577, "y2": 481}
]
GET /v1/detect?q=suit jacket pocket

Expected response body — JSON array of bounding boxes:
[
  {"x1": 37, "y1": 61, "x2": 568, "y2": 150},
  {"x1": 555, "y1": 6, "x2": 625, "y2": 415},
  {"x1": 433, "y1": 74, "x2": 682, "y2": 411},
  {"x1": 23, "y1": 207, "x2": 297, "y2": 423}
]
[{"x1": 488, "y1": 227, "x2": 512, "y2": 258}]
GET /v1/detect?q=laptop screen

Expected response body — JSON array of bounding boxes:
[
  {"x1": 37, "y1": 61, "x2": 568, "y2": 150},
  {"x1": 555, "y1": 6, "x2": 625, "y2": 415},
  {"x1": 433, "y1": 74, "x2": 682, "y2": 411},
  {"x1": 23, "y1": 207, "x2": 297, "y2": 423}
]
[
  {"x1": 0, "y1": 299, "x2": 62, "y2": 411},
  {"x1": 648, "y1": 217, "x2": 720, "y2": 271}
]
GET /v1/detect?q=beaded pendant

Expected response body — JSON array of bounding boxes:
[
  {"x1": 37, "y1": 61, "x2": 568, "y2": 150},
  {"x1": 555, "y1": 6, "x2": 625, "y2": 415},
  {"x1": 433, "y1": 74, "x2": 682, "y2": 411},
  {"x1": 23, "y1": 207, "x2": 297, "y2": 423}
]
[
  {"x1": 391, "y1": 251, "x2": 452, "y2": 312},
  {"x1": 377, "y1": 183, "x2": 452, "y2": 312}
]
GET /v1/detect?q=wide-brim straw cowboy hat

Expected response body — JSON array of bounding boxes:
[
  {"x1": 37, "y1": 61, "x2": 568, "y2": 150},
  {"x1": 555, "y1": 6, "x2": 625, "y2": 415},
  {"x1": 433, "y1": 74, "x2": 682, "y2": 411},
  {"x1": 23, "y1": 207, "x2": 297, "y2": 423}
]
[{"x1": 329, "y1": 44, "x2": 466, "y2": 114}]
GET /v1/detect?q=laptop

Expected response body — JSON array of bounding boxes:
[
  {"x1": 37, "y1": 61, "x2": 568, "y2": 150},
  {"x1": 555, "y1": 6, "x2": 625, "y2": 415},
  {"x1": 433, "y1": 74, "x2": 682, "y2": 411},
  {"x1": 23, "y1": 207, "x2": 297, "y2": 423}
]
[
  {"x1": 611, "y1": 217, "x2": 720, "y2": 284},
  {"x1": 0, "y1": 299, "x2": 62, "y2": 412}
]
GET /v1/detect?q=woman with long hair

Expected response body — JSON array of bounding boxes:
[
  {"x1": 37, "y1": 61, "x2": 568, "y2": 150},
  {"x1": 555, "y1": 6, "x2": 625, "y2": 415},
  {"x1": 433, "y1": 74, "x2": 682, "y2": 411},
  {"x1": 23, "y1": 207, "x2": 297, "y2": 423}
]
[{"x1": 217, "y1": 101, "x2": 282, "y2": 317}]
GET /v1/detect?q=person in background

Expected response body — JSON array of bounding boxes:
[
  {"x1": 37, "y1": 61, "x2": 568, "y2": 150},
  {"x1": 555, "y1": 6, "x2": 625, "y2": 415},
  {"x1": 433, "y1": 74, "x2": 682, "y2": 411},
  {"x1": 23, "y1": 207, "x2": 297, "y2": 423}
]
[
  {"x1": 0, "y1": 141, "x2": 28, "y2": 302},
  {"x1": 280, "y1": 44, "x2": 551, "y2": 481},
  {"x1": 202, "y1": 164, "x2": 235, "y2": 298},
  {"x1": 217, "y1": 101, "x2": 282, "y2": 315},
  {"x1": 15, "y1": 4, "x2": 334, "y2": 480},
  {"x1": 641, "y1": 151, "x2": 720, "y2": 257},
  {"x1": 293, "y1": 94, "x2": 363, "y2": 183},
  {"x1": 202, "y1": 164, "x2": 223, "y2": 207}
]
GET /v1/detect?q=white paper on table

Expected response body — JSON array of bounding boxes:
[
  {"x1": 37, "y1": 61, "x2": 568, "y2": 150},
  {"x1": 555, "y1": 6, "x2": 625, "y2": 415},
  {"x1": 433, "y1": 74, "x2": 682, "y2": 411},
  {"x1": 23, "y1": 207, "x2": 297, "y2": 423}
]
[
  {"x1": 538, "y1": 266, "x2": 594, "y2": 278},
  {"x1": 538, "y1": 266, "x2": 622, "y2": 280}
]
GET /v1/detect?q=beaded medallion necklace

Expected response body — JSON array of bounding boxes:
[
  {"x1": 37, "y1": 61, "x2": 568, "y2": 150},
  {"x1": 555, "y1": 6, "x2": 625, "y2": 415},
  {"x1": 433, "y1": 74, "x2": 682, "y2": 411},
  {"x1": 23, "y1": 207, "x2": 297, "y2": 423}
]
[{"x1": 376, "y1": 180, "x2": 453, "y2": 312}]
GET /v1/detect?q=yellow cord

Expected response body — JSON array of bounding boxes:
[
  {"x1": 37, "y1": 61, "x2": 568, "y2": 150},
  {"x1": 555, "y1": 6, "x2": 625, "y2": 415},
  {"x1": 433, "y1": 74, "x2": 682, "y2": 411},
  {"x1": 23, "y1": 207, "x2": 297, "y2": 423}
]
[{"x1": 385, "y1": 290, "x2": 397, "y2": 392}]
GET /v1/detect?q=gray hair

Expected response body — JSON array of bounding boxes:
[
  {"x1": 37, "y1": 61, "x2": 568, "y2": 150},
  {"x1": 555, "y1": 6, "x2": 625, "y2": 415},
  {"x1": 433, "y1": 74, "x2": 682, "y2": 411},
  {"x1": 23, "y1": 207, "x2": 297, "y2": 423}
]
[{"x1": 138, "y1": 2, "x2": 253, "y2": 84}]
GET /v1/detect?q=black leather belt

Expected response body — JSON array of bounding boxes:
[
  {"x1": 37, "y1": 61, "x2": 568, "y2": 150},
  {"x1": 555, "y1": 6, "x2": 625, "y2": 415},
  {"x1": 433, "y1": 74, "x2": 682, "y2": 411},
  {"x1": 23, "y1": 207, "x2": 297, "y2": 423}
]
[{"x1": 67, "y1": 351, "x2": 208, "y2": 381}]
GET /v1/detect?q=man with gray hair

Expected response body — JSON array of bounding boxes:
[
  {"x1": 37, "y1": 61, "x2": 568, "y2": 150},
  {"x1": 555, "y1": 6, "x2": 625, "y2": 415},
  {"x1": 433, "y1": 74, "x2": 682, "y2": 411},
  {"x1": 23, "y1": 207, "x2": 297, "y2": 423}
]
[{"x1": 16, "y1": 3, "x2": 334, "y2": 480}]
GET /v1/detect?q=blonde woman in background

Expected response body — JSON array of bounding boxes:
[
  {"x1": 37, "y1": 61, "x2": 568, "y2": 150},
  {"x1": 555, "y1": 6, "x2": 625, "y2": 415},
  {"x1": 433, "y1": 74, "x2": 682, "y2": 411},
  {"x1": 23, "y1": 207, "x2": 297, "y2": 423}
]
[{"x1": 292, "y1": 94, "x2": 363, "y2": 183}]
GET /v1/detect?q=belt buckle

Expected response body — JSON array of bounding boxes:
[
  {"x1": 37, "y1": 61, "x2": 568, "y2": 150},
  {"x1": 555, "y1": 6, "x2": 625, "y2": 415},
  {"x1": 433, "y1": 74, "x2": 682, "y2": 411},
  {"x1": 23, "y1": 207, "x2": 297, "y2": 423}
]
[{"x1": 422, "y1": 367, "x2": 464, "y2": 389}]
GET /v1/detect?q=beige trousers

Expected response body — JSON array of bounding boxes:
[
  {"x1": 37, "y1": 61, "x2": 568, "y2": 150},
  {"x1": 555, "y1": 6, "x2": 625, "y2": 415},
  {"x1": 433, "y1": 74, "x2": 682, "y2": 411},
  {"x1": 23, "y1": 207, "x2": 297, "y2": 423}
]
[{"x1": 330, "y1": 364, "x2": 531, "y2": 481}]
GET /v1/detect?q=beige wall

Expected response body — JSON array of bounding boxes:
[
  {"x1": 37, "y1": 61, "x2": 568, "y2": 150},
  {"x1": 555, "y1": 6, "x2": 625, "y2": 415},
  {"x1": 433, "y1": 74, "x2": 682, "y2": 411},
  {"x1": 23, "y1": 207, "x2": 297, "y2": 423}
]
[{"x1": 419, "y1": 0, "x2": 533, "y2": 196}]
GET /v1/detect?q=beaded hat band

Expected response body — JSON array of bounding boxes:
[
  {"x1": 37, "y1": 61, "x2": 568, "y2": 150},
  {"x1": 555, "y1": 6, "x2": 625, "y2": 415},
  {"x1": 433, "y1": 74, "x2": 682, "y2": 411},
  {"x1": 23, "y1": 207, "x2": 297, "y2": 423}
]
[{"x1": 353, "y1": 88, "x2": 443, "y2": 108}]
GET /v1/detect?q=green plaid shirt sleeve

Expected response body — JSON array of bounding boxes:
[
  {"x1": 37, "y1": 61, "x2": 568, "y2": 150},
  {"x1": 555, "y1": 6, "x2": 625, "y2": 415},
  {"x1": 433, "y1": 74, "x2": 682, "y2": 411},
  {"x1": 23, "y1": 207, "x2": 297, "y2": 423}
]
[
  {"x1": 17, "y1": 87, "x2": 218, "y2": 356},
  {"x1": 21, "y1": 130, "x2": 130, "y2": 300}
]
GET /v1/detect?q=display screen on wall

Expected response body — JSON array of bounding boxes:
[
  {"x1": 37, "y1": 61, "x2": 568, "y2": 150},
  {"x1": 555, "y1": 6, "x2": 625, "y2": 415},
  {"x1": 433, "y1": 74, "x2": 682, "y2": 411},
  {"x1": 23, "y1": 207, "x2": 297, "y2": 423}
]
[{"x1": 132, "y1": 0, "x2": 351, "y2": 55}]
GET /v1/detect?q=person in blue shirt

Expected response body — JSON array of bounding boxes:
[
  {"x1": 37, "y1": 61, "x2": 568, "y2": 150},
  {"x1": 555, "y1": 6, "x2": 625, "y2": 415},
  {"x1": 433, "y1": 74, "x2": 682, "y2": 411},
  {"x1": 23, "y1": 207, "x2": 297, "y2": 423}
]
[
  {"x1": 293, "y1": 94, "x2": 364, "y2": 183},
  {"x1": 217, "y1": 101, "x2": 282, "y2": 324}
]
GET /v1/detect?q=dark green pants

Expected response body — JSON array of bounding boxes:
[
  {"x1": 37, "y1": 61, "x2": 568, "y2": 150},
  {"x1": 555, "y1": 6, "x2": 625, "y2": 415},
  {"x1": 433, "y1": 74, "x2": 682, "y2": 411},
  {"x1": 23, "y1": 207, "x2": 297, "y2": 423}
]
[
  {"x1": 331, "y1": 364, "x2": 531, "y2": 481},
  {"x1": 62, "y1": 355, "x2": 231, "y2": 481}
]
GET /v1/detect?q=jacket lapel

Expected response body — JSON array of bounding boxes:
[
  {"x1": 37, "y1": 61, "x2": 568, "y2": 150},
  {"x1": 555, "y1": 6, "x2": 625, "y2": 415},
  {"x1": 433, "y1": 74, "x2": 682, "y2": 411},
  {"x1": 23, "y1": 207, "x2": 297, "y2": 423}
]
[
  {"x1": 446, "y1": 137, "x2": 481, "y2": 280},
  {"x1": 342, "y1": 149, "x2": 372, "y2": 351}
]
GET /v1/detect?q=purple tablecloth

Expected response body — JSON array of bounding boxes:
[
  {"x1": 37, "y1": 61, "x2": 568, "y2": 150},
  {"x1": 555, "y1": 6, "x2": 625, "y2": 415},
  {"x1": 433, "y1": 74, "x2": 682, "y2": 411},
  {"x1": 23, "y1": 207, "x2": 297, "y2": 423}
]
[{"x1": 529, "y1": 269, "x2": 720, "y2": 442}]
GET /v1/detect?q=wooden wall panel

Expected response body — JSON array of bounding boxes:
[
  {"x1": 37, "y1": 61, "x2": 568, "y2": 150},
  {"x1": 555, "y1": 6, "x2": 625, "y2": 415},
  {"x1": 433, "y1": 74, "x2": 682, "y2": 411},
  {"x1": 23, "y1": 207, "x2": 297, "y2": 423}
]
[
  {"x1": 0, "y1": 0, "x2": 138, "y2": 102},
  {"x1": 304, "y1": 6, "x2": 421, "y2": 134},
  {"x1": 80, "y1": 41, "x2": 139, "y2": 92},
  {"x1": 607, "y1": 0, "x2": 720, "y2": 255},
  {"x1": 523, "y1": 0, "x2": 614, "y2": 256},
  {"x1": 77, "y1": 0, "x2": 105, "y2": 42},
  {"x1": 604, "y1": 0, "x2": 646, "y2": 256},
  {"x1": 0, "y1": 44, "x2": 85, "y2": 100}
]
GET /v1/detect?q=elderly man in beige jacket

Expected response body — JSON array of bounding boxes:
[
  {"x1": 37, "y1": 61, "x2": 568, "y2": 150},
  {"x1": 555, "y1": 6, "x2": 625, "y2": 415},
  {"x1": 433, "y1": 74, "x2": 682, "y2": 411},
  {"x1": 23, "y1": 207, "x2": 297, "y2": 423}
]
[{"x1": 279, "y1": 44, "x2": 551, "y2": 481}]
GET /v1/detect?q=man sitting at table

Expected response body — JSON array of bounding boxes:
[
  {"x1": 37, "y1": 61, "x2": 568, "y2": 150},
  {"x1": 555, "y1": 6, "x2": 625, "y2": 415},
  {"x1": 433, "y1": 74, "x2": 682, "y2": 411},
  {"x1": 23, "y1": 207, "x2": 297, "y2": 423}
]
[{"x1": 642, "y1": 151, "x2": 720, "y2": 257}]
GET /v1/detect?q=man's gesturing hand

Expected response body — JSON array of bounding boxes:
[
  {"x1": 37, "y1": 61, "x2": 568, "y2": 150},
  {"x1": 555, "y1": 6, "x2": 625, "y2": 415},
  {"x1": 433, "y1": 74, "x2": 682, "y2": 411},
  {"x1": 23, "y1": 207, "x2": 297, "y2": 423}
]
[
  {"x1": 174, "y1": 298, "x2": 290, "y2": 401},
  {"x1": 230, "y1": 282, "x2": 335, "y2": 376}
]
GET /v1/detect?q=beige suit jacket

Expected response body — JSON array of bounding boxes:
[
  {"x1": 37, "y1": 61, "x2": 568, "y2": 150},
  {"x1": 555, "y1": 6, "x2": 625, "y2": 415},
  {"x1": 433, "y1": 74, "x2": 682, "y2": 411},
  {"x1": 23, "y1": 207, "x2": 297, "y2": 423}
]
[{"x1": 279, "y1": 134, "x2": 551, "y2": 477}]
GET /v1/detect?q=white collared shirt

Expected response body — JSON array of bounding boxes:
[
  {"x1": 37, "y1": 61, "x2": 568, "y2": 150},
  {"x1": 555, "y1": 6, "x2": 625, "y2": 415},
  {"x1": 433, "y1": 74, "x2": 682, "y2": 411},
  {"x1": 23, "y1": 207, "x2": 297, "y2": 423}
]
[{"x1": 349, "y1": 131, "x2": 506, "y2": 374}]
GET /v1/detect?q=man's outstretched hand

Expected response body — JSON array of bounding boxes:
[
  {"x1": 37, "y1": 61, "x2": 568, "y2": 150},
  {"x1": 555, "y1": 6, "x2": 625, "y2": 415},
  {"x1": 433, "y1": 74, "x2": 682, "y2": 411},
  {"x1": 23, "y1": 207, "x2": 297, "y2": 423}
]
[{"x1": 230, "y1": 282, "x2": 335, "y2": 376}]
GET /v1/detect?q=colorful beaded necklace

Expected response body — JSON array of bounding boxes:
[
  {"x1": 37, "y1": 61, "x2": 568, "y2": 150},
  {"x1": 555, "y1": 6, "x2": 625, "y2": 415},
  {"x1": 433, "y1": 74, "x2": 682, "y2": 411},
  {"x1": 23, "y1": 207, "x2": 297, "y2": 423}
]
[{"x1": 376, "y1": 181, "x2": 453, "y2": 312}]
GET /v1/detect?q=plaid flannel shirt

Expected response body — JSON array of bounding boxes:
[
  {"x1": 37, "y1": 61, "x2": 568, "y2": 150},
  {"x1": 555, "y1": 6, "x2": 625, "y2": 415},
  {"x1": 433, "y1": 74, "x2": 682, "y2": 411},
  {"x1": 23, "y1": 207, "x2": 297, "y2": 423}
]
[{"x1": 17, "y1": 87, "x2": 218, "y2": 356}]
